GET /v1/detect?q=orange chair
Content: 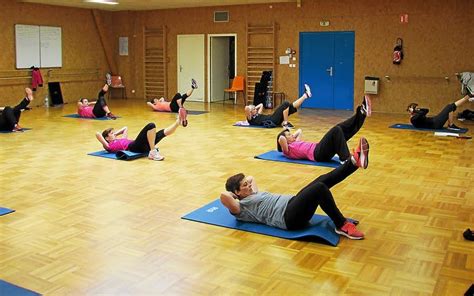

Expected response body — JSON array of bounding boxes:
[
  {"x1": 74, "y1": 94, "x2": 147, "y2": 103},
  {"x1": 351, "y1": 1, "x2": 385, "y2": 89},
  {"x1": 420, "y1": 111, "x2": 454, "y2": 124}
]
[
  {"x1": 108, "y1": 75, "x2": 127, "y2": 99},
  {"x1": 224, "y1": 76, "x2": 245, "y2": 104}
]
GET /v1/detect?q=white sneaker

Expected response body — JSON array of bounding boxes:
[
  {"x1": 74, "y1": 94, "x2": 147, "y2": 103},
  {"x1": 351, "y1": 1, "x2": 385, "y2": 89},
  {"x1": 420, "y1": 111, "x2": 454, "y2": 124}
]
[
  {"x1": 304, "y1": 84, "x2": 312, "y2": 98},
  {"x1": 106, "y1": 73, "x2": 112, "y2": 86},
  {"x1": 148, "y1": 149, "x2": 164, "y2": 161}
]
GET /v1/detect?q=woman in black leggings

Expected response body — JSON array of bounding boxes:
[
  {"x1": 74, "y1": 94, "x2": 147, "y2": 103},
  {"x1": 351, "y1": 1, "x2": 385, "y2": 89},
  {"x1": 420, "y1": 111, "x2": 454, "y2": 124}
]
[
  {"x1": 244, "y1": 84, "x2": 312, "y2": 128},
  {"x1": 220, "y1": 139, "x2": 369, "y2": 240},
  {"x1": 95, "y1": 118, "x2": 184, "y2": 161},
  {"x1": 277, "y1": 95, "x2": 371, "y2": 164},
  {"x1": 407, "y1": 95, "x2": 473, "y2": 130},
  {"x1": 77, "y1": 84, "x2": 116, "y2": 119},
  {"x1": 0, "y1": 88, "x2": 33, "y2": 132}
]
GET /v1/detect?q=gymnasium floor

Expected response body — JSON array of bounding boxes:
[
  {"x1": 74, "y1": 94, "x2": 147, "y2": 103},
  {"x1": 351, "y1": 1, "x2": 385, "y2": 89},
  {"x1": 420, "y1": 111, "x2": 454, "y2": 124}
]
[{"x1": 1, "y1": 99, "x2": 473, "y2": 295}]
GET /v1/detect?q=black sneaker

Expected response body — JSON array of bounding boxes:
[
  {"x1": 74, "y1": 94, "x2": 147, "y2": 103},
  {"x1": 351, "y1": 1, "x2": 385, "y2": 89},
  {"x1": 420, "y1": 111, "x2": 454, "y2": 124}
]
[
  {"x1": 191, "y1": 79, "x2": 198, "y2": 89},
  {"x1": 463, "y1": 229, "x2": 474, "y2": 241},
  {"x1": 448, "y1": 124, "x2": 462, "y2": 130}
]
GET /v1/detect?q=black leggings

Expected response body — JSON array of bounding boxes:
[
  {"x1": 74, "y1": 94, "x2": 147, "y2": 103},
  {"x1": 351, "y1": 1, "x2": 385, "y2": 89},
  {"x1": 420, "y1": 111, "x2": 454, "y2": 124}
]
[
  {"x1": 269, "y1": 101, "x2": 298, "y2": 125},
  {"x1": 170, "y1": 93, "x2": 189, "y2": 113},
  {"x1": 0, "y1": 98, "x2": 30, "y2": 131},
  {"x1": 127, "y1": 123, "x2": 166, "y2": 153},
  {"x1": 314, "y1": 106, "x2": 366, "y2": 162},
  {"x1": 284, "y1": 160, "x2": 358, "y2": 230},
  {"x1": 431, "y1": 103, "x2": 456, "y2": 129},
  {"x1": 92, "y1": 90, "x2": 108, "y2": 118}
]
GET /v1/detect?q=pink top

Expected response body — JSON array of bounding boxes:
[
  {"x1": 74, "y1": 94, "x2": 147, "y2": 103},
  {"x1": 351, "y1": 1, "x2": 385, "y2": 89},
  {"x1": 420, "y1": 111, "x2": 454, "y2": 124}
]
[
  {"x1": 152, "y1": 102, "x2": 171, "y2": 112},
  {"x1": 107, "y1": 138, "x2": 133, "y2": 152},
  {"x1": 78, "y1": 106, "x2": 95, "y2": 118},
  {"x1": 284, "y1": 140, "x2": 317, "y2": 161}
]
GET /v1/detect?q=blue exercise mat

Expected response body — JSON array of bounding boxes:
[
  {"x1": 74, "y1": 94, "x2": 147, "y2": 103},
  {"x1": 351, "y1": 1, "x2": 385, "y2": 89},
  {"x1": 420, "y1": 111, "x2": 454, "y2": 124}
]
[
  {"x1": 87, "y1": 150, "x2": 147, "y2": 160},
  {"x1": 0, "y1": 279, "x2": 40, "y2": 296},
  {"x1": 63, "y1": 114, "x2": 119, "y2": 120},
  {"x1": 0, "y1": 128, "x2": 32, "y2": 133},
  {"x1": 182, "y1": 199, "x2": 342, "y2": 246},
  {"x1": 0, "y1": 207, "x2": 15, "y2": 216},
  {"x1": 255, "y1": 150, "x2": 341, "y2": 168},
  {"x1": 389, "y1": 123, "x2": 468, "y2": 133}
]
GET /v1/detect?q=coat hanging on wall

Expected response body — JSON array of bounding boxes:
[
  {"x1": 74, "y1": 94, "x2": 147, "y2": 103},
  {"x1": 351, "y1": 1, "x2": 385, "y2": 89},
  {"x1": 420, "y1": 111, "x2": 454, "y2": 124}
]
[{"x1": 393, "y1": 38, "x2": 404, "y2": 65}]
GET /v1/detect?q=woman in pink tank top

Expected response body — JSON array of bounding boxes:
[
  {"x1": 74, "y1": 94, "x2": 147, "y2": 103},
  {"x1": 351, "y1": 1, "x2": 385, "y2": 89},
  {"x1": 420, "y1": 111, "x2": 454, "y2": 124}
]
[
  {"x1": 277, "y1": 95, "x2": 372, "y2": 164},
  {"x1": 77, "y1": 84, "x2": 117, "y2": 119},
  {"x1": 96, "y1": 114, "x2": 188, "y2": 161}
]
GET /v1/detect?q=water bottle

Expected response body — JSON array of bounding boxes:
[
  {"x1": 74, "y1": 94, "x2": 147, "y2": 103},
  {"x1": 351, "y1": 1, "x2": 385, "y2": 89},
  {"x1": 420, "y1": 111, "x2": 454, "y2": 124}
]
[{"x1": 44, "y1": 95, "x2": 49, "y2": 108}]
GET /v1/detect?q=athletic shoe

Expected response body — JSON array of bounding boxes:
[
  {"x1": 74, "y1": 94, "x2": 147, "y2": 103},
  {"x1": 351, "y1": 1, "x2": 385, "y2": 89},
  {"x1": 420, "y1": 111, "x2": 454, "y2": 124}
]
[
  {"x1": 304, "y1": 84, "x2": 312, "y2": 98},
  {"x1": 148, "y1": 149, "x2": 164, "y2": 161},
  {"x1": 353, "y1": 137, "x2": 369, "y2": 169},
  {"x1": 469, "y1": 97, "x2": 474, "y2": 102},
  {"x1": 448, "y1": 124, "x2": 462, "y2": 131},
  {"x1": 191, "y1": 78, "x2": 198, "y2": 89},
  {"x1": 464, "y1": 229, "x2": 474, "y2": 241},
  {"x1": 179, "y1": 107, "x2": 188, "y2": 127},
  {"x1": 12, "y1": 124, "x2": 24, "y2": 132},
  {"x1": 106, "y1": 73, "x2": 112, "y2": 86},
  {"x1": 362, "y1": 95, "x2": 372, "y2": 117},
  {"x1": 106, "y1": 112, "x2": 117, "y2": 120},
  {"x1": 335, "y1": 221, "x2": 364, "y2": 240}
]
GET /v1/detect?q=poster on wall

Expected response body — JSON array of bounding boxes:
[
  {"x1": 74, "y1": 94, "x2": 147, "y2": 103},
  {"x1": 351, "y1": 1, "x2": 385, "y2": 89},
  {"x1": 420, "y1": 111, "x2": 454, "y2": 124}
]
[{"x1": 119, "y1": 37, "x2": 129, "y2": 56}]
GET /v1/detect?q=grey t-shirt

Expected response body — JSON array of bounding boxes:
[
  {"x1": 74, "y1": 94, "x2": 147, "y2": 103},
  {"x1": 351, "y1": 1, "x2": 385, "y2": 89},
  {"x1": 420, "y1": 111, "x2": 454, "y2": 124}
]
[{"x1": 233, "y1": 191, "x2": 293, "y2": 229}]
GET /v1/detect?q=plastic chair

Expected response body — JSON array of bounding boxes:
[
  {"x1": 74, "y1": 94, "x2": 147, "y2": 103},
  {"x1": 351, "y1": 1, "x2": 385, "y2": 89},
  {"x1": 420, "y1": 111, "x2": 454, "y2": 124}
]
[
  {"x1": 224, "y1": 76, "x2": 245, "y2": 104},
  {"x1": 108, "y1": 75, "x2": 127, "y2": 99}
]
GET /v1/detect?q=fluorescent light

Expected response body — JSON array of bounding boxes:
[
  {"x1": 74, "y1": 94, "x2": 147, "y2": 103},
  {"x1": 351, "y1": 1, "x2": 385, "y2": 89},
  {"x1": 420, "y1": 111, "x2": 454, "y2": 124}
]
[{"x1": 84, "y1": 0, "x2": 119, "y2": 5}]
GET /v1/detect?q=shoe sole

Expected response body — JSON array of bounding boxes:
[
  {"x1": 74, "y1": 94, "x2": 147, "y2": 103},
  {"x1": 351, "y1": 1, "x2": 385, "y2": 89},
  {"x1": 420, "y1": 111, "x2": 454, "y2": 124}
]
[
  {"x1": 335, "y1": 228, "x2": 364, "y2": 240},
  {"x1": 364, "y1": 95, "x2": 372, "y2": 116},
  {"x1": 359, "y1": 137, "x2": 369, "y2": 169},
  {"x1": 304, "y1": 84, "x2": 312, "y2": 98}
]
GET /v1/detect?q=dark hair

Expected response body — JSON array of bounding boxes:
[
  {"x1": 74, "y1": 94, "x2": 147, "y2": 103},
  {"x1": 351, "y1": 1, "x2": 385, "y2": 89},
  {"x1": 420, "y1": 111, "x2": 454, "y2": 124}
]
[
  {"x1": 407, "y1": 103, "x2": 418, "y2": 112},
  {"x1": 102, "y1": 128, "x2": 114, "y2": 142},
  {"x1": 276, "y1": 128, "x2": 290, "y2": 152},
  {"x1": 80, "y1": 98, "x2": 87, "y2": 103},
  {"x1": 225, "y1": 173, "x2": 245, "y2": 194},
  {"x1": 149, "y1": 98, "x2": 156, "y2": 103}
]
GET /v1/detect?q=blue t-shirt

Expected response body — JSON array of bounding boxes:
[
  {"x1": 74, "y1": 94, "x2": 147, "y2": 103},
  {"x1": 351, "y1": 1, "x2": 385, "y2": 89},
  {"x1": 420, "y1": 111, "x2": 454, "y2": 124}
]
[{"x1": 233, "y1": 191, "x2": 293, "y2": 229}]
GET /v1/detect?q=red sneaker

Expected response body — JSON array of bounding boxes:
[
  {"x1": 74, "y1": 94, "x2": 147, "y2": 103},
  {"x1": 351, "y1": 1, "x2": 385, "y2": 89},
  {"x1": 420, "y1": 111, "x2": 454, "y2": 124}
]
[
  {"x1": 179, "y1": 107, "x2": 188, "y2": 127},
  {"x1": 353, "y1": 137, "x2": 369, "y2": 169},
  {"x1": 335, "y1": 221, "x2": 364, "y2": 240}
]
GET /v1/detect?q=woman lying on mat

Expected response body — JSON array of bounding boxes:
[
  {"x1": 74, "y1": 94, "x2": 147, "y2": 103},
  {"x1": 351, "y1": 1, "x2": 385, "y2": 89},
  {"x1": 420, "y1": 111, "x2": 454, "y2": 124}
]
[
  {"x1": 96, "y1": 115, "x2": 187, "y2": 161},
  {"x1": 0, "y1": 87, "x2": 33, "y2": 132},
  {"x1": 78, "y1": 84, "x2": 117, "y2": 120},
  {"x1": 147, "y1": 79, "x2": 197, "y2": 116},
  {"x1": 277, "y1": 95, "x2": 371, "y2": 164},
  {"x1": 244, "y1": 84, "x2": 312, "y2": 129},
  {"x1": 407, "y1": 95, "x2": 473, "y2": 131},
  {"x1": 221, "y1": 140, "x2": 369, "y2": 240}
]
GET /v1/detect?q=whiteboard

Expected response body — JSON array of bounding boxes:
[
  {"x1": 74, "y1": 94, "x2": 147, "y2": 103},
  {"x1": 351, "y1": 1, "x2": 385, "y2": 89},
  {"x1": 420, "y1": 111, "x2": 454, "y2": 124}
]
[
  {"x1": 15, "y1": 24, "x2": 40, "y2": 69},
  {"x1": 15, "y1": 24, "x2": 62, "y2": 69},
  {"x1": 40, "y1": 26, "x2": 62, "y2": 68}
]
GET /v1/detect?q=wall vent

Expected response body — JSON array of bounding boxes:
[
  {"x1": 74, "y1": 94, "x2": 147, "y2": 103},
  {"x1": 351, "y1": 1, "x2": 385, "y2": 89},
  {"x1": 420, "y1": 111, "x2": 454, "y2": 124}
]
[{"x1": 214, "y1": 11, "x2": 229, "y2": 23}]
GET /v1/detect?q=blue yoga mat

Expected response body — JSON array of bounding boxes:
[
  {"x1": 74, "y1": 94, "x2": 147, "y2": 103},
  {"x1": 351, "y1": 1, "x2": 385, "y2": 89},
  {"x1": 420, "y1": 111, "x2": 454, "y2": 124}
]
[
  {"x1": 255, "y1": 150, "x2": 341, "y2": 168},
  {"x1": 0, "y1": 128, "x2": 32, "y2": 133},
  {"x1": 63, "y1": 114, "x2": 119, "y2": 120},
  {"x1": 182, "y1": 199, "x2": 343, "y2": 246},
  {"x1": 389, "y1": 123, "x2": 468, "y2": 134},
  {"x1": 87, "y1": 150, "x2": 147, "y2": 160},
  {"x1": 0, "y1": 207, "x2": 15, "y2": 216},
  {"x1": 0, "y1": 279, "x2": 40, "y2": 296}
]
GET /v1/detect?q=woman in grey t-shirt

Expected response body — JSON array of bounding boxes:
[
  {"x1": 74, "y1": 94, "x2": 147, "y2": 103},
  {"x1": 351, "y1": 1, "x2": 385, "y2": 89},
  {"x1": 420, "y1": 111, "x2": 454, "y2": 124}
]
[{"x1": 220, "y1": 137, "x2": 370, "y2": 240}]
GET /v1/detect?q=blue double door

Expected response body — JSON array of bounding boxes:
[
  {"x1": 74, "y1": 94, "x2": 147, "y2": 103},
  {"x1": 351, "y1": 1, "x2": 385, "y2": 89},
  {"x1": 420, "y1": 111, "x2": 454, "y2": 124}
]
[{"x1": 299, "y1": 31, "x2": 355, "y2": 110}]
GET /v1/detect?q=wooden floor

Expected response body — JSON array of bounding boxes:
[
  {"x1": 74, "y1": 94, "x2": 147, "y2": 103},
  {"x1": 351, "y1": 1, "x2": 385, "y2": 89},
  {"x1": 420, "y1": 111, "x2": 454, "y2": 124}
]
[{"x1": 1, "y1": 99, "x2": 473, "y2": 295}]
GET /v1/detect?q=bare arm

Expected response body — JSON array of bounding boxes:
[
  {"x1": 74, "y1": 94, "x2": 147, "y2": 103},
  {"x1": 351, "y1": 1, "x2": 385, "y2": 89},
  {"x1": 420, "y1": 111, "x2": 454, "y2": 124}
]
[
  {"x1": 293, "y1": 129, "x2": 303, "y2": 141},
  {"x1": 114, "y1": 126, "x2": 128, "y2": 138},
  {"x1": 220, "y1": 191, "x2": 241, "y2": 214},
  {"x1": 278, "y1": 136, "x2": 289, "y2": 154},
  {"x1": 77, "y1": 101, "x2": 85, "y2": 108},
  {"x1": 247, "y1": 176, "x2": 258, "y2": 193},
  {"x1": 96, "y1": 132, "x2": 110, "y2": 150},
  {"x1": 255, "y1": 103, "x2": 264, "y2": 114}
]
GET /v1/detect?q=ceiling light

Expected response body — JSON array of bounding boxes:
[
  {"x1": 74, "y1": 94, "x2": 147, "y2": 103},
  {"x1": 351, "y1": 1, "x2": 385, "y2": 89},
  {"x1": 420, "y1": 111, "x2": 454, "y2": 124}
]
[{"x1": 84, "y1": 0, "x2": 119, "y2": 5}]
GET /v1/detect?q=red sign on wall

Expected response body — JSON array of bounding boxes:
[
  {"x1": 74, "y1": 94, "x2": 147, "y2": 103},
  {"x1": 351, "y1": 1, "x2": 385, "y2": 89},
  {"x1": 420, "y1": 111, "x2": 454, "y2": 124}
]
[{"x1": 400, "y1": 14, "x2": 409, "y2": 23}]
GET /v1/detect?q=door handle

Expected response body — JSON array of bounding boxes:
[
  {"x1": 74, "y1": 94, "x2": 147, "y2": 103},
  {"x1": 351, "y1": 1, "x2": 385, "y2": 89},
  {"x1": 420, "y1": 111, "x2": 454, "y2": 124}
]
[
  {"x1": 179, "y1": 65, "x2": 183, "y2": 72},
  {"x1": 326, "y1": 66, "x2": 333, "y2": 77}
]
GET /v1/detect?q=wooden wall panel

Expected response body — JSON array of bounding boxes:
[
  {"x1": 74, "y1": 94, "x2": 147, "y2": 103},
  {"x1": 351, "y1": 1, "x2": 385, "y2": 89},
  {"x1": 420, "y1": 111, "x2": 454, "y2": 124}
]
[
  {"x1": 109, "y1": 0, "x2": 472, "y2": 113},
  {"x1": 0, "y1": 0, "x2": 109, "y2": 107}
]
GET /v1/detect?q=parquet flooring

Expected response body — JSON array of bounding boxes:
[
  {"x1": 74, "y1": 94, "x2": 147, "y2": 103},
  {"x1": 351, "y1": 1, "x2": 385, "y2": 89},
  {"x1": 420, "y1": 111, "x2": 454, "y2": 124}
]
[{"x1": 1, "y1": 99, "x2": 473, "y2": 295}]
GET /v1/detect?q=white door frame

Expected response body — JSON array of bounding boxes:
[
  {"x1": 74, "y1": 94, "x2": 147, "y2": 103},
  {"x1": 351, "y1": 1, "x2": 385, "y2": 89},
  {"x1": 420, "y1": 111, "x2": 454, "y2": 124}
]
[{"x1": 207, "y1": 33, "x2": 237, "y2": 105}]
